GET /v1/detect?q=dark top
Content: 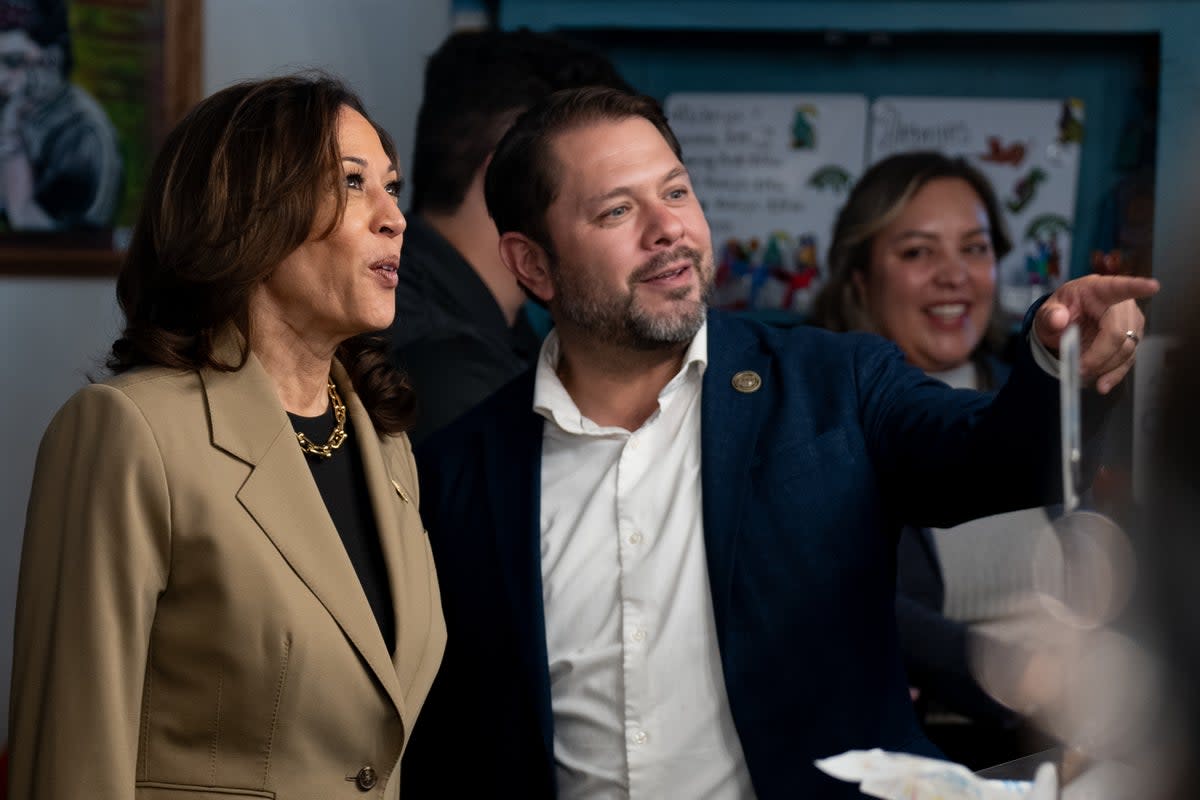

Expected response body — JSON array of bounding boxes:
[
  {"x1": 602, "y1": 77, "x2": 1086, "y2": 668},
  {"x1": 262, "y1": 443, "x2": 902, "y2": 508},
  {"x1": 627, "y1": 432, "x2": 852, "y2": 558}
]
[
  {"x1": 388, "y1": 215, "x2": 543, "y2": 444},
  {"x1": 288, "y1": 407, "x2": 395, "y2": 655}
]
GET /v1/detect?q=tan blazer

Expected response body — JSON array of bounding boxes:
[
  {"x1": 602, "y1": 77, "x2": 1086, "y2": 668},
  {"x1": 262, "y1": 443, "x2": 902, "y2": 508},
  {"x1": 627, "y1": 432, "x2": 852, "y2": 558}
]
[{"x1": 9, "y1": 349, "x2": 445, "y2": 799}]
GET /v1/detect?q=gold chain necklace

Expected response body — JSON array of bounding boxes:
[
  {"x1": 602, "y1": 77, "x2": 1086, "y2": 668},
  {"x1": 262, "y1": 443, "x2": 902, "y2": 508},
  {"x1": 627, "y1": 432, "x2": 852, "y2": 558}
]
[{"x1": 295, "y1": 380, "x2": 348, "y2": 459}]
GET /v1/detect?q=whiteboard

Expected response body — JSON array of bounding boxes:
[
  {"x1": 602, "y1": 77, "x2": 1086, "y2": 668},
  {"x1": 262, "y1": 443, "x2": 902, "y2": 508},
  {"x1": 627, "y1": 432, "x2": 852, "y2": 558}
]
[
  {"x1": 664, "y1": 92, "x2": 868, "y2": 313},
  {"x1": 869, "y1": 96, "x2": 1084, "y2": 317}
]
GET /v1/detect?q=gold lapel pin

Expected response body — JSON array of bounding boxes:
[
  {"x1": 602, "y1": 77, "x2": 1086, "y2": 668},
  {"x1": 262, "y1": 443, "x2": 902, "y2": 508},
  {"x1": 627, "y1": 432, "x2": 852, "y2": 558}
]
[
  {"x1": 391, "y1": 479, "x2": 412, "y2": 504},
  {"x1": 731, "y1": 370, "x2": 762, "y2": 393}
]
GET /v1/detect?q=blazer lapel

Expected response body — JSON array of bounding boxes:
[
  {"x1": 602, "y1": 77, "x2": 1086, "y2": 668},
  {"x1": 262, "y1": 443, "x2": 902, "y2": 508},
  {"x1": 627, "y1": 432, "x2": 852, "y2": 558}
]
[
  {"x1": 484, "y1": 373, "x2": 556, "y2": 761},
  {"x1": 202, "y1": 352, "x2": 408, "y2": 722},
  {"x1": 701, "y1": 312, "x2": 772, "y2": 636}
]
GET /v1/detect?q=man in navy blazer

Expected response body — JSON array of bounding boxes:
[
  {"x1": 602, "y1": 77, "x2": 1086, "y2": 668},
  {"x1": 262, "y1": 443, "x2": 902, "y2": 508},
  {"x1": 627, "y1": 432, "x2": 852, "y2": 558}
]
[{"x1": 401, "y1": 88, "x2": 1156, "y2": 798}]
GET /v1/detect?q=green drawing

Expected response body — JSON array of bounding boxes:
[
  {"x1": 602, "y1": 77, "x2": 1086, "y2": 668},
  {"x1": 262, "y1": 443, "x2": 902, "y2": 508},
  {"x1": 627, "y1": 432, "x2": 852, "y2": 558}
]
[
  {"x1": 1006, "y1": 167, "x2": 1048, "y2": 214},
  {"x1": 807, "y1": 165, "x2": 852, "y2": 192},
  {"x1": 791, "y1": 104, "x2": 818, "y2": 149},
  {"x1": 1024, "y1": 213, "x2": 1072, "y2": 242}
]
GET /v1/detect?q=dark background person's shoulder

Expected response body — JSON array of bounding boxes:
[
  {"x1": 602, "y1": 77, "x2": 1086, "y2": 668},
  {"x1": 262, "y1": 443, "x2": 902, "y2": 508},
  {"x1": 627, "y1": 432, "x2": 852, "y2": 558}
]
[{"x1": 397, "y1": 331, "x2": 531, "y2": 444}]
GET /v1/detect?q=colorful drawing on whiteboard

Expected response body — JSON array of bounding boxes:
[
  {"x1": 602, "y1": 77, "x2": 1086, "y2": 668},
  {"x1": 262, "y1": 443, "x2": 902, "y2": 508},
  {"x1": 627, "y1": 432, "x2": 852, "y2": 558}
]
[
  {"x1": 1021, "y1": 214, "x2": 1072, "y2": 290},
  {"x1": 1025, "y1": 213, "x2": 1072, "y2": 241},
  {"x1": 665, "y1": 91, "x2": 867, "y2": 318},
  {"x1": 1056, "y1": 99, "x2": 1085, "y2": 146},
  {"x1": 791, "y1": 104, "x2": 817, "y2": 149},
  {"x1": 1006, "y1": 167, "x2": 1048, "y2": 214},
  {"x1": 807, "y1": 164, "x2": 853, "y2": 192},
  {"x1": 714, "y1": 230, "x2": 825, "y2": 314},
  {"x1": 1023, "y1": 236, "x2": 1063, "y2": 287},
  {"x1": 979, "y1": 136, "x2": 1027, "y2": 166}
]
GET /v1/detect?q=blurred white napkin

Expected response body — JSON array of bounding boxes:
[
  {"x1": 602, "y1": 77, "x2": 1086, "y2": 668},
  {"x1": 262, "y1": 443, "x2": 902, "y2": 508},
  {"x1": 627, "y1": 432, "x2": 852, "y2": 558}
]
[{"x1": 815, "y1": 749, "x2": 1055, "y2": 799}]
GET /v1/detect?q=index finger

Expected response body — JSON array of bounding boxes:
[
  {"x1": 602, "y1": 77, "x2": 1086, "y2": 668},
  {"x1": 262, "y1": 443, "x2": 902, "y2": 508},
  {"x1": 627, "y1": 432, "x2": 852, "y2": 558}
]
[{"x1": 1082, "y1": 276, "x2": 1160, "y2": 307}]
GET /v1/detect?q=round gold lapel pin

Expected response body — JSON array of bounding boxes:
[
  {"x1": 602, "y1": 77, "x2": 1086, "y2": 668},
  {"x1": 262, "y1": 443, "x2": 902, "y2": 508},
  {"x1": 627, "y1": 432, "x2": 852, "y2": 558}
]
[{"x1": 731, "y1": 370, "x2": 762, "y2": 393}]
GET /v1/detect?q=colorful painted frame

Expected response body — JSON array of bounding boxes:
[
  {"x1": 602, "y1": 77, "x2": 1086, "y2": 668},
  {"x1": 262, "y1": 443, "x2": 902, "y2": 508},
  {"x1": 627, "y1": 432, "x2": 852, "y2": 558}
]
[{"x1": 0, "y1": 0, "x2": 203, "y2": 276}]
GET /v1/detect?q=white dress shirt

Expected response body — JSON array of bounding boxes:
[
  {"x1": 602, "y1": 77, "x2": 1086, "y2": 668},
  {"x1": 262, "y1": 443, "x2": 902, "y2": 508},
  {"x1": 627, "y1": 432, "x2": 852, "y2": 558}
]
[{"x1": 533, "y1": 322, "x2": 757, "y2": 800}]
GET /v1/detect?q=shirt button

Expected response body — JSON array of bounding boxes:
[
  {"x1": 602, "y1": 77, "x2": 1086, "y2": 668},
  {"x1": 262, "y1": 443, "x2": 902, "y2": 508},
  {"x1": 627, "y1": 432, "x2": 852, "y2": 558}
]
[
  {"x1": 628, "y1": 436, "x2": 639, "y2": 451},
  {"x1": 354, "y1": 765, "x2": 378, "y2": 791},
  {"x1": 632, "y1": 629, "x2": 647, "y2": 642},
  {"x1": 632, "y1": 730, "x2": 648, "y2": 745},
  {"x1": 628, "y1": 531, "x2": 643, "y2": 545}
]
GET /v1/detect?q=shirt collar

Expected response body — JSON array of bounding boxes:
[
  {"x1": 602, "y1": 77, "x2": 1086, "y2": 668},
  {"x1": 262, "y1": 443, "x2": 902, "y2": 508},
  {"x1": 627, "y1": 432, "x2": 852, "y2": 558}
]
[{"x1": 532, "y1": 321, "x2": 708, "y2": 435}]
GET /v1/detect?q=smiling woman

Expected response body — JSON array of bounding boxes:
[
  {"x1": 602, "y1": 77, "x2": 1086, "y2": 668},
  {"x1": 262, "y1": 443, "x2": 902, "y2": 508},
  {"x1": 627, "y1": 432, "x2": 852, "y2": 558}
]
[
  {"x1": 812, "y1": 150, "x2": 1012, "y2": 379},
  {"x1": 9, "y1": 73, "x2": 444, "y2": 799},
  {"x1": 854, "y1": 175, "x2": 997, "y2": 373}
]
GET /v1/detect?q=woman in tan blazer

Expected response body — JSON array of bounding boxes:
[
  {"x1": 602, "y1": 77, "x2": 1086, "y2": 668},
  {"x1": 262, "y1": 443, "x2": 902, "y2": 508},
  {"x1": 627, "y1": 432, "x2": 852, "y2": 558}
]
[{"x1": 9, "y1": 74, "x2": 445, "y2": 799}]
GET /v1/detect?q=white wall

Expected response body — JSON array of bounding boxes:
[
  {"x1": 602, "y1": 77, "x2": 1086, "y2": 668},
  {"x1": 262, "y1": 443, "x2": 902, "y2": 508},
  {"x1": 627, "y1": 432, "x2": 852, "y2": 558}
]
[
  {"x1": 204, "y1": 0, "x2": 451, "y2": 212},
  {"x1": 0, "y1": 0, "x2": 450, "y2": 740}
]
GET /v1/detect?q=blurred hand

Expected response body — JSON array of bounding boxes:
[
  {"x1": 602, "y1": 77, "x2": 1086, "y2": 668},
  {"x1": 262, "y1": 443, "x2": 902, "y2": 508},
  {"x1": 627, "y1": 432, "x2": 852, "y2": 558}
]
[{"x1": 1033, "y1": 275, "x2": 1160, "y2": 394}]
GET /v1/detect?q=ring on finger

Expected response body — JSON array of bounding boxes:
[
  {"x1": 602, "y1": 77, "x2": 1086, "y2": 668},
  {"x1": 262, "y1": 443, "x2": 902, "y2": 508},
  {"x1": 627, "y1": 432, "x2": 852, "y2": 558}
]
[{"x1": 1124, "y1": 329, "x2": 1140, "y2": 346}]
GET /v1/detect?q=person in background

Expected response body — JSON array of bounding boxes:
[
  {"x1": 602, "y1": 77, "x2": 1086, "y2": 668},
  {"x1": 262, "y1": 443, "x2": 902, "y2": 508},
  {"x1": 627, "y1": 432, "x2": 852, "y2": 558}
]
[
  {"x1": 389, "y1": 29, "x2": 631, "y2": 442},
  {"x1": 810, "y1": 151, "x2": 1078, "y2": 767},
  {"x1": 401, "y1": 87, "x2": 1156, "y2": 798},
  {"x1": 9, "y1": 74, "x2": 444, "y2": 799}
]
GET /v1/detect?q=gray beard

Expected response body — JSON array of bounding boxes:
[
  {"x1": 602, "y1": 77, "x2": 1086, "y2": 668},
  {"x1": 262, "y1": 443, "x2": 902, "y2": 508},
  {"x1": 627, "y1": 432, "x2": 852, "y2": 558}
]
[
  {"x1": 623, "y1": 286, "x2": 709, "y2": 350},
  {"x1": 551, "y1": 248, "x2": 712, "y2": 351}
]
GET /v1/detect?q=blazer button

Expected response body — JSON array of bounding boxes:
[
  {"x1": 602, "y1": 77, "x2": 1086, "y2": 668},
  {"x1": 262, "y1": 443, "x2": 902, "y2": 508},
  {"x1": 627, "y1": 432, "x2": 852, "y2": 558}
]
[{"x1": 354, "y1": 765, "x2": 378, "y2": 791}]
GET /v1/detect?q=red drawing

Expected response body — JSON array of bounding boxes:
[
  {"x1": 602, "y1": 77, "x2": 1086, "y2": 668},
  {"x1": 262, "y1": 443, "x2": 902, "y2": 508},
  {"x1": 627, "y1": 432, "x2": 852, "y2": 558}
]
[{"x1": 979, "y1": 136, "x2": 1027, "y2": 166}]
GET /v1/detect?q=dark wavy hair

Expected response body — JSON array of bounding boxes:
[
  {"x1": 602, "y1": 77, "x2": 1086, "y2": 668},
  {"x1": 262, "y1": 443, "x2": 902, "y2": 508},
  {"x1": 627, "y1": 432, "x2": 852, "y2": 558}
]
[
  {"x1": 107, "y1": 72, "x2": 415, "y2": 434},
  {"x1": 0, "y1": 0, "x2": 72, "y2": 75}
]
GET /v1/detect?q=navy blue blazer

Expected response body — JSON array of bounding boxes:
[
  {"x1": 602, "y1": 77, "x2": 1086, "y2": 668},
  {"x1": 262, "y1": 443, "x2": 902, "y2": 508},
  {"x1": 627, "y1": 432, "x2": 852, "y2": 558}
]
[
  {"x1": 402, "y1": 310, "x2": 1063, "y2": 799},
  {"x1": 894, "y1": 355, "x2": 1024, "y2": 730}
]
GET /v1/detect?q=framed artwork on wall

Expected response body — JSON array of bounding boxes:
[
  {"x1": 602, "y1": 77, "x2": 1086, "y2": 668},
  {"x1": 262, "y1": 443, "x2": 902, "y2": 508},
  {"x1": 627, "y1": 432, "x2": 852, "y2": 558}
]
[{"x1": 0, "y1": 0, "x2": 203, "y2": 276}]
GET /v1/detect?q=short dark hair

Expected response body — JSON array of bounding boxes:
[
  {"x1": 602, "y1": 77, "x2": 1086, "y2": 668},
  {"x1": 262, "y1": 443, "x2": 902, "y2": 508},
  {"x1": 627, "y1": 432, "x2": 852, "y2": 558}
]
[
  {"x1": 409, "y1": 29, "x2": 631, "y2": 215},
  {"x1": 484, "y1": 86, "x2": 681, "y2": 254},
  {"x1": 0, "y1": 0, "x2": 72, "y2": 75},
  {"x1": 108, "y1": 72, "x2": 415, "y2": 433},
  {"x1": 811, "y1": 150, "x2": 1012, "y2": 335}
]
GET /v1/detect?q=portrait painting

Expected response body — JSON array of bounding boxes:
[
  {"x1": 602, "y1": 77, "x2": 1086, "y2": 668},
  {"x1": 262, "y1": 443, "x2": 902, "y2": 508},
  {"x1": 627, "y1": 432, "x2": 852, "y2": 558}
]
[{"x1": 0, "y1": 0, "x2": 201, "y2": 273}]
